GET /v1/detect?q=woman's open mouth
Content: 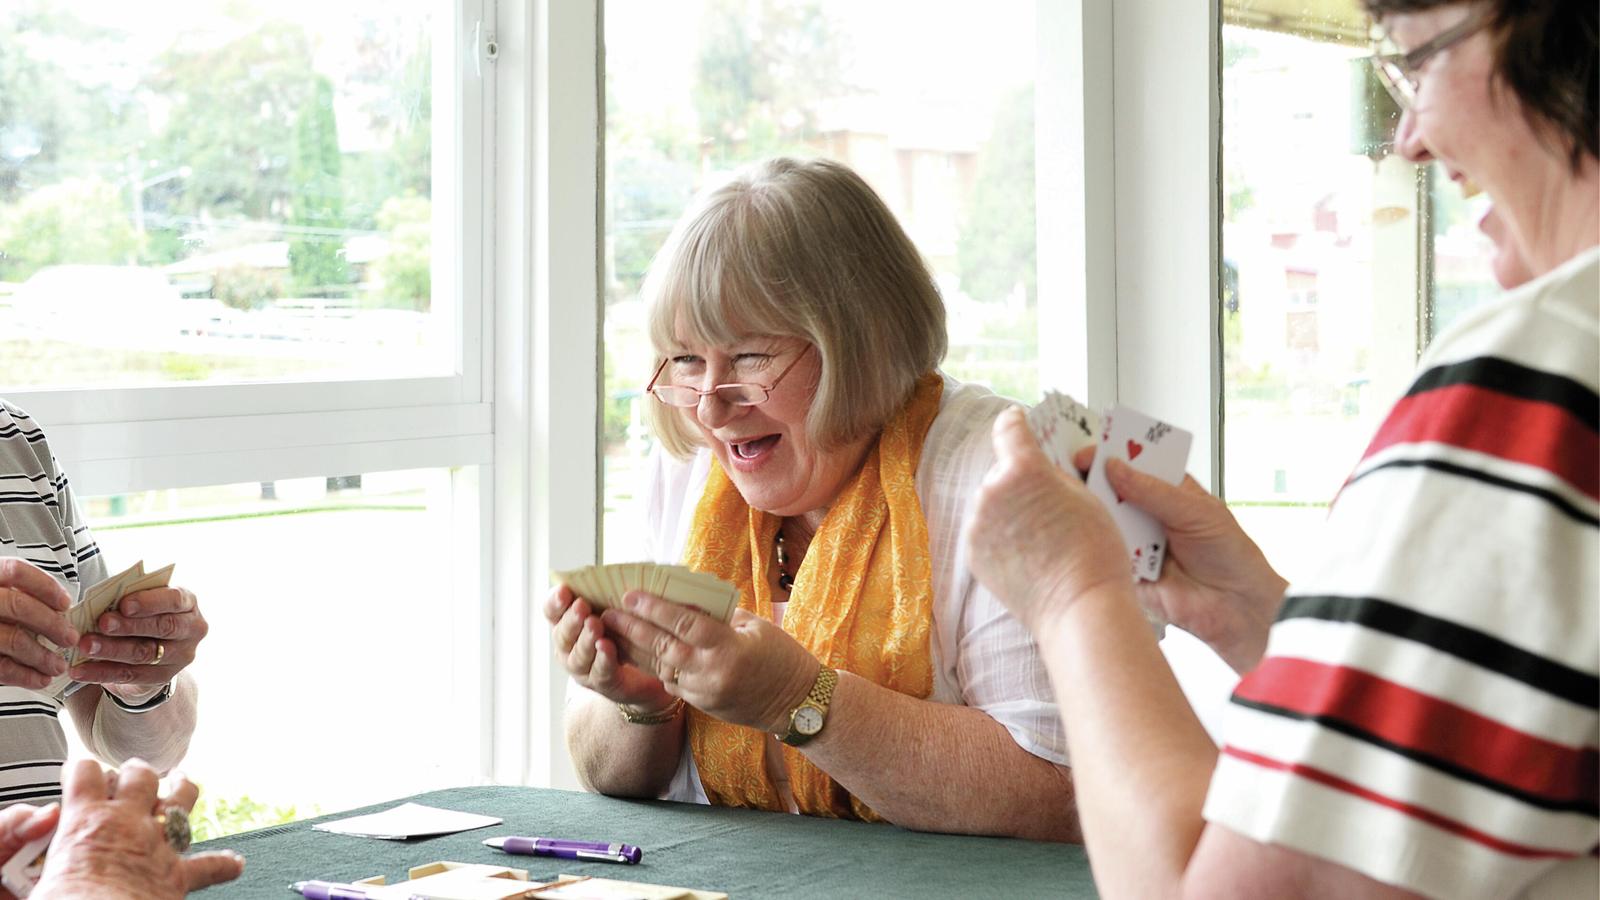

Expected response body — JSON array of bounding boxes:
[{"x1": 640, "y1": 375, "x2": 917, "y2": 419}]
[{"x1": 729, "y1": 434, "x2": 781, "y2": 468}]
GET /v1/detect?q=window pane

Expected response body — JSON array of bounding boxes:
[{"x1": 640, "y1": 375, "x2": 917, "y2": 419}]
[
  {"x1": 70, "y1": 468, "x2": 480, "y2": 831},
  {"x1": 0, "y1": 1, "x2": 454, "y2": 390},
  {"x1": 1219, "y1": 18, "x2": 1498, "y2": 580},
  {"x1": 602, "y1": 0, "x2": 1037, "y2": 560}
]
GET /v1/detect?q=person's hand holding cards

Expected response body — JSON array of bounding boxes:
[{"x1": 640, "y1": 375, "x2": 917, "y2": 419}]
[
  {"x1": 991, "y1": 393, "x2": 1195, "y2": 634},
  {"x1": 0, "y1": 558, "x2": 79, "y2": 692},
  {"x1": 545, "y1": 564, "x2": 739, "y2": 717}
]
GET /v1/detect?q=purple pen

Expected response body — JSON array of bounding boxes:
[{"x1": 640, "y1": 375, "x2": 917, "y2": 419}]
[
  {"x1": 483, "y1": 835, "x2": 643, "y2": 864},
  {"x1": 288, "y1": 881, "x2": 375, "y2": 900}
]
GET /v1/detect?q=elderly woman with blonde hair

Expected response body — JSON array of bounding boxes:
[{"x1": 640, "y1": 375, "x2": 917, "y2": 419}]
[{"x1": 544, "y1": 157, "x2": 1080, "y2": 841}]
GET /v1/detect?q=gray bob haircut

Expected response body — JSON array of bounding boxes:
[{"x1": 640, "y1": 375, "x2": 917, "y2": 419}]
[{"x1": 644, "y1": 157, "x2": 948, "y2": 459}]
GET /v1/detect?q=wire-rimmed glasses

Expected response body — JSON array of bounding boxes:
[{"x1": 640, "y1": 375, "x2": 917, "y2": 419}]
[
  {"x1": 1369, "y1": 8, "x2": 1489, "y2": 111},
  {"x1": 645, "y1": 346, "x2": 811, "y2": 408}
]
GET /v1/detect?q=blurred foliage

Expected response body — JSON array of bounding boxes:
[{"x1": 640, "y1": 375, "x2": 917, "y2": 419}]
[
  {"x1": 374, "y1": 195, "x2": 431, "y2": 310},
  {"x1": 0, "y1": 177, "x2": 138, "y2": 280},
  {"x1": 692, "y1": 0, "x2": 850, "y2": 165},
  {"x1": 289, "y1": 76, "x2": 350, "y2": 296},
  {"x1": 957, "y1": 86, "x2": 1036, "y2": 306},
  {"x1": 214, "y1": 265, "x2": 284, "y2": 312},
  {"x1": 189, "y1": 792, "x2": 315, "y2": 843}
]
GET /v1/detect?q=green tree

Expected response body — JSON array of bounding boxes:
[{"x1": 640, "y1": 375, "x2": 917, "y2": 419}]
[
  {"x1": 0, "y1": 177, "x2": 137, "y2": 280},
  {"x1": 144, "y1": 21, "x2": 316, "y2": 223},
  {"x1": 692, "y1": 0, "x2": 851, "y2": 163},
  {"x1": 0, "y1": 4, "x2": 134, "y2": 206},
  {"x1": 288, "y1": 76, "x2": 349, "y2": 296},
  {"x1": 374, "y1": 194, "x2": 430, "y2": 310},
  {"x1": 956, "y1": 86, "x2": 1036, "y2": 305}
]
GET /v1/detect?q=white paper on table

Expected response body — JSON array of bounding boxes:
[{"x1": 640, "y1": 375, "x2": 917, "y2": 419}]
[{"x1": 310, "y1": 803, "x2": 503, "y2": 840}]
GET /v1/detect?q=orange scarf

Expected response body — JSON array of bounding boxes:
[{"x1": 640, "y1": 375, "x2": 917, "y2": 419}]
[{"x1": 681, "y1": 374, "x2": 943, "y2": 821}]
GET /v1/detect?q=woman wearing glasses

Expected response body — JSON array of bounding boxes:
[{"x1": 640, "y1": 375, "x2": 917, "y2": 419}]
[
  {"x1": 967, "y1": 0, "x2": 1596, "y2": 897},
  {"x1": 544, "y1": 157, "x2": 1080, "y2": 841}
]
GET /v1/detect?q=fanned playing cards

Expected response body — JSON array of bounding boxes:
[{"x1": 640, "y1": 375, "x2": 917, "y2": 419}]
[
  {"x1": 39, "y1": 560, "x2": 174, "y2": 699},
  {"x1": 554, "y1": 563, "x2": 739, "y2": 623},
  {"x1": 1028, "y1": 392, "x2": 1193, "y2": 583}
]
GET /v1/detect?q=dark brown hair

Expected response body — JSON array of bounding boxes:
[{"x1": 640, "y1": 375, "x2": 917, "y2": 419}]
[{"x1": 1364, "y1": 0, "x2": 1598, "y2": 170}]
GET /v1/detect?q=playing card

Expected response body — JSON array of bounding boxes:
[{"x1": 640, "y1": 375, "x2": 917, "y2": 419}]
[
  {"x1": 0, "y1": 832, "x2": 49, "y2": 897},
  {"x1": 553, "y1": 563, "x2": 738, "y2": 623},
  {"x1": 42, "y1": 560, "x2": 175, "y2": 700},
  {"x1": 1085, "y1": 405, "x2": 1193, "y2": 584},
  {"x1": 1027, "y1": 391, "x2": 1101, "y2": 478}
]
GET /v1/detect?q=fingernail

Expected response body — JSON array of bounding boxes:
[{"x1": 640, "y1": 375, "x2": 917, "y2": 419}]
[
  {"x1": 624, "y1": 592, "x2": 642, "y2": 609},
  {"x1": 88, "y1": 639, "x2": 102, "y2": 655},
  {"x1": 101, "y1": 618, "x2": 120, "y2": 634},
  {"x1": 120, "y1": 600, "x2": 140, "y2": 615}
]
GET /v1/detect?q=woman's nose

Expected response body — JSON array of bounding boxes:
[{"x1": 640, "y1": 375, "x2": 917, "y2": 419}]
[
  {"x1": 695, "y1": 390, "x2": 738, "y2": 428},
  {"x1": 1394, "y1": 108, "x2": 1432, "y2": 163}
]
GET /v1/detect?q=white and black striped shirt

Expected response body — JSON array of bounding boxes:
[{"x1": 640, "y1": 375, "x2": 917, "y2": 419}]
[{"x1": 0, "y1": 401, "x2": 107, "y2": 808}]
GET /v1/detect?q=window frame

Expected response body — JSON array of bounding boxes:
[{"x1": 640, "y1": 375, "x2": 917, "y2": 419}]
[{"x1": 4, "y1": 0, "x2": 504, "y2": 787}]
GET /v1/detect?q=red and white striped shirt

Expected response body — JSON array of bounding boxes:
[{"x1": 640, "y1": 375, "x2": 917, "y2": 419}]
[{"x1": 1205, "y1": 248, "x2": 1599, "y2": 900}]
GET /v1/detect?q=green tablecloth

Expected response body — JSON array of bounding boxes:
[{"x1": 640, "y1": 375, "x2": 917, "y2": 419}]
[{"x1": 197, "y1": 785, "x2": 1096, "y2": 898}]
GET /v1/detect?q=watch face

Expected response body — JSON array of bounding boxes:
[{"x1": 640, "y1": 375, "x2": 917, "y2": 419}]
[{"x1": 794, "y1": 705, "x2": 824, "y2": 735}]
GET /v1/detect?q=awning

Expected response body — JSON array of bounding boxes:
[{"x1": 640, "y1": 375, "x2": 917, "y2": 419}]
[{"x1": 1224, "y1": 0, "x2": 1370, "y2": 46}]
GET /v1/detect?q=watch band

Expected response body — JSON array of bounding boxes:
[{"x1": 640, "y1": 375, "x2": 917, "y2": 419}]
[
  {"x1": 778, "y1": 666, "x2": 838, "y2": 746},
  {"x1": 106, "y1": 680, "x2": 174, "y2": 714}
]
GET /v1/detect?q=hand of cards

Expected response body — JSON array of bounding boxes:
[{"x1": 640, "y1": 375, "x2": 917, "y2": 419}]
[
  {"x1": 555, "y1": 563, "x2": 739, "y2": 623},
  {"x1": 38, "y1": 560, "x2": 174, "y2": 700},
  {"x1": 1027, "y1": 392, "x2": 1193, "y2": 584}
]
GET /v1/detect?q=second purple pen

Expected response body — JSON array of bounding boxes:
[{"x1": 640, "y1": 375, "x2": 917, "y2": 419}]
[{"x1": 482, "y1": 835, "x2": 643, "y2": 865}]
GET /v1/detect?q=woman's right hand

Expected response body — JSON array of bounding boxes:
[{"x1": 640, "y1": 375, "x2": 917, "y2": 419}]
[
  {"x1": 544, "y1": 584, "x2": 677, "y2": 713},
  {"x1": 1084, "y1": 448, "x2": 1289, "y2": 673},
  {"x1": 0, "y1": 558, "x2": 79, "y2": 691}
]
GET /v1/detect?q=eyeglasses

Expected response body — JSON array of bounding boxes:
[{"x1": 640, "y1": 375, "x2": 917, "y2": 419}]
[
  {"x1": 1369, "y1": 9, "x2": 1489, "y2": 111},
  {"x1": 645, "y1": 345, "x2": 811, "y2": 408}
]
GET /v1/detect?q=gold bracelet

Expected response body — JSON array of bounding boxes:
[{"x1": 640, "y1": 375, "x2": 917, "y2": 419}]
[{"x1": 617, "y1": 697, "x2": 685, "y2": 725}]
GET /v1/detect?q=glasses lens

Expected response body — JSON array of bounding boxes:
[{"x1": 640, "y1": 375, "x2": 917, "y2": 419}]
[
  {"x1": 652, "y1": 385, "x2": 701, "y2": 407},
  {"x1": 717, "y1": 384, "x2": 768, "y2": 406},
  {"x1": 1371, "y1": 57, "x2": 1415, "y2": 111}
]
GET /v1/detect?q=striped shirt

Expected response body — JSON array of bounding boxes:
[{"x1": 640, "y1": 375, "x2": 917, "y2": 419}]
[
  {"x1": 1204, "y1": 248, "x2": 1600, "y2": 899},
  {"x1": 0, "y1": 401, "x2": 107, "y2": 809}
]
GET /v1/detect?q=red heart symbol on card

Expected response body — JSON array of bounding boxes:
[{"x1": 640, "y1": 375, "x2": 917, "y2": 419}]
[{"x1": 1126, "y1": 440, "x2": 1144, "y2": 460}]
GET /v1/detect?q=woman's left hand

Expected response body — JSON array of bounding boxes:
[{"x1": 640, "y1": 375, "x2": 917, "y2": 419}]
[
  {"x1": 68, "y1": 586, "x2": 208, "y2": 702},
  {"x1": 600, "y1": 592, "x2": 818, "y2": 734}
]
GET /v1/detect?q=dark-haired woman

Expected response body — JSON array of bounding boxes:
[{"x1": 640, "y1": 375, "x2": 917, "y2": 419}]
[{"x1": 966, "y1": 1, "x2": 1597, "y2": 896}]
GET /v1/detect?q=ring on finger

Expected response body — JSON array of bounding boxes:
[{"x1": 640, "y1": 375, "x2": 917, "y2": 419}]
[
  {"x1": 154, "y1": 805, "x2": 191, "y2": 852},
  {"x1": 150, "y1": 642, "x2": 165, "y2": 666}
]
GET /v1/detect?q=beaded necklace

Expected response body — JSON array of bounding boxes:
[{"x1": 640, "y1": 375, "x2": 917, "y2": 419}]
[{"x1": 774, "y1": 529, "x2": 796, "y2": 592}]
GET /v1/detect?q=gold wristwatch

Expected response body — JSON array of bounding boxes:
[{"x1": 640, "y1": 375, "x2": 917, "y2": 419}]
[{"x1": 777, "y1": 666, "x2": 838, "y2": 746}]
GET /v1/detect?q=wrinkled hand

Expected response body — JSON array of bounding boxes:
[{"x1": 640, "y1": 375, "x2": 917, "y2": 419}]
[
  {"x1": 0, "y1": 558, "x2": 79, "y2": 691},
  {"x1": 545, "y1": 585, "x2": 677, "y2": 714},
  {"x1": 71, "y1": 586, "x2": 208, "y2": 703},
  {"x1": 966, "y1": 408, "x2": 1131, "y2": 633},
  {"x1": 35, "y1": 759, "x2": 244, "y2": 899},
  {"x1": 600, "y1": 592, "x2": 817, "y2": 734},
  {"x1": 1092, "y1": 446, "x2": 1287, "y2": 673},
  {"x1": 0, "y1": 801, "x2": 60, "y2": 900}
]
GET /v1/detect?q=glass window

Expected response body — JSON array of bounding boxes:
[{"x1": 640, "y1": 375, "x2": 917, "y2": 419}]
[
  {"x1": 67, "y1": 468, "x2": 481, "y2": 832},
  {"x1": 602, "y1": 0, "x2": 1039, "y2": 559},
  {"x1": 1218, "y1": 9, "x2": 1499, "y2": 580},
  {"x1": 0, "y1": 1, "x2": 454, "y2": 390}
]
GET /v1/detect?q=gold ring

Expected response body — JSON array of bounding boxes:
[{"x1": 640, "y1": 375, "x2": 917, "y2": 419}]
[
  {"x1": 154, "y1": 805, "x2": 191, "y2": 852},
  {"x1": 150, "y1": 642, "x2": 165, "y2": 666}
]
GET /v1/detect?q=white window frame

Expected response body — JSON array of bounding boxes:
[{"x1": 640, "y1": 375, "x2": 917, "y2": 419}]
[{"x1": 6, "y1": 0, "x2": 505, "y2": 784}]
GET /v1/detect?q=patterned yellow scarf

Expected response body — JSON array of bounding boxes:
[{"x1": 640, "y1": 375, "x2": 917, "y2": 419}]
[{"x1": 681, "y1": 374, "x2": 943, "y2": 821}]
